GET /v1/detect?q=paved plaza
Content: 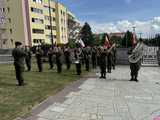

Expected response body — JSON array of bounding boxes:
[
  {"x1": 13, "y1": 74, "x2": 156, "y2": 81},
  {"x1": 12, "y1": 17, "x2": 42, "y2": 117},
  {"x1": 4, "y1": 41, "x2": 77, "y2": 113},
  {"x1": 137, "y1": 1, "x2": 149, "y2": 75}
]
[{"x1": 24, "y1": 66, "x2": 160, "y2": 120}]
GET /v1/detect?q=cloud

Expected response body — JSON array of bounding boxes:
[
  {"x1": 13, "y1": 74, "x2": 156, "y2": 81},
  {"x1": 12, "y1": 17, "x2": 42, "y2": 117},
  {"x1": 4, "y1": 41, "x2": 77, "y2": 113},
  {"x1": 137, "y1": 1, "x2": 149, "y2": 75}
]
[{"x1": 84, "y1": 17, "x2": 160, "y2": 38}]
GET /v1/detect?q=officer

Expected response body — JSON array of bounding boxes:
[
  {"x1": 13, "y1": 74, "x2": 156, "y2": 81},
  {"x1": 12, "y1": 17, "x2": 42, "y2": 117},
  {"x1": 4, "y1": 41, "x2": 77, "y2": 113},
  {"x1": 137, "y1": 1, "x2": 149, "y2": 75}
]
[
  {"x1": 12, "y1": 42, "x2": 26, "y2": 86},
  {"x1": 35, "y1": 46, "x2": 43, "y2": 72},
  {"x1": 48, "y1": 47, "x2": 54, "y2": 69},
  {"x1": 25, "y1": 46, "x2": 32, "y2": 71}
]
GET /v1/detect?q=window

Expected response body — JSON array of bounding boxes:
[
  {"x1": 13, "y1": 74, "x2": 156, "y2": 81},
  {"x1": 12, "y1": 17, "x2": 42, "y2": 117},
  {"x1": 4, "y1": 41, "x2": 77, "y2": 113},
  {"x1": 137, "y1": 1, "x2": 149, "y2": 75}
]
[
  {"x1": 45, "y1": 25, "x2": 56, "y2": 30},
  {"x1": 33, "y1": 39, "x2": 44, "y2": 43},
  {"x1": 32, "y1": 18, "x2": 44, "y2": 24},
  {"x1": 32, "y1": 29, "x2": 44, "y2": 34},
  {"x1": 11, "y1": 39, "x2": 13, "y2": 45},
  {"x1": 31, "y1": 7, "x2": 43, "y2": 14},
  {"x1": 33, "y1": 0, "x2": 42, "y2": 3},
  {"x1": 8, "y1": 18, "x2": 11, "y2": 23},
  {"x1": 10, "y1": 29, "x2": 12, "y2": 34},
  {"x1": 7, "y1": 7, "x2": 10, "y2": 13},
  {"x1": 3, "y1": 8, "x2": 5, "y2": 12}
]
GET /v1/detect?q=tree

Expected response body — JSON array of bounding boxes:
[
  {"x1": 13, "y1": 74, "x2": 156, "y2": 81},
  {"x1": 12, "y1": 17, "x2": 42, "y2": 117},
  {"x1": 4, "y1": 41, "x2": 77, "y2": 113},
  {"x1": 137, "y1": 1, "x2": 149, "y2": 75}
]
[
  {"x1": 110, "y1": 35, "x2": 123, "y2": 47},
  {"x1": 80, "y1": 22, "x2": 94, "y2": 46},
  {"x1": 122, "y1": 31, "x2": 133, "y2": 48}
]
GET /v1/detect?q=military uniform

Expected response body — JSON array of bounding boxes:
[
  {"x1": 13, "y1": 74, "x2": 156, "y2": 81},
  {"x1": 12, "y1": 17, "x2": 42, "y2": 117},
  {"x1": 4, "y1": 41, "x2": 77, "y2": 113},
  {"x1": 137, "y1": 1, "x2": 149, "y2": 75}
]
[
  {"x1": 74, "y1": 48, "x2": 82, "y2": 75},
  {"x1": 84, "y1": 47, "x2": 91, "y2": 71},
  {"x1": 91, "y1": 47, "x2": 97, "y2": 69},
  {"x1": 111, "y1": 47, "x2": 116, "y2": 70},
  {"x1": 64, "y1": 47, "x2": 71, "y2": 70},
  {"x1": 128, "y1": 40, "x2": 144, "y2": 82},
  {"x1": 25, "y1": 47, "x2": 32, "y2": 71},
  {"x1": 48, "y1": 48, "x2": 54, "y2": 69},
  {"x1": 55, "y1": 47, "x2": 62, "y2": 73},
  {"x1": 12, "y1": 44, "x2": 26, "y2": 86},
  {"x1": 99, "y1": 49, "x2": 107, "y2": 78},
  {"x1": 35, "y1": 47, "x2": 43, "y2": 72},
  {"x1": 107, "y1": 51, "x2": 112, "y2": 73}
]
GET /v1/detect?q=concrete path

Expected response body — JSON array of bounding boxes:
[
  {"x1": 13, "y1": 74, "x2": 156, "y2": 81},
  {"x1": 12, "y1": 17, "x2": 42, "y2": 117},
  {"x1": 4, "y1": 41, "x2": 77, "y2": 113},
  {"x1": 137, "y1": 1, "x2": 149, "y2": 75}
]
[{"x1": 24, "y1": 66, "x2": 160, "y2": 120}]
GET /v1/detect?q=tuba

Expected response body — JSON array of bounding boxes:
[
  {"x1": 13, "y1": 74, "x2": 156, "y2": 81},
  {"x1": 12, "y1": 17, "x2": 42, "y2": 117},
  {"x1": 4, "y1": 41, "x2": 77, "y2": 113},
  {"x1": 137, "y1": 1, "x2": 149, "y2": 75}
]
[{"x1": 128, "y1": 42, "x2": 144, "y2": 63}]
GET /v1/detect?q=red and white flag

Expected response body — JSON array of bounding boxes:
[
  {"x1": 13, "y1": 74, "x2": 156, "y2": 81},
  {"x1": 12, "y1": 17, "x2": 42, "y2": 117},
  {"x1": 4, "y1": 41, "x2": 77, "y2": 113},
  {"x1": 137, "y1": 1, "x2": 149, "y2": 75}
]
[
  {"x1": 103, "y1": 35, "x2": 111, "y2": 49},
  {"x1": 132, "y1": 33, "x2": 137, "y2": 46}
]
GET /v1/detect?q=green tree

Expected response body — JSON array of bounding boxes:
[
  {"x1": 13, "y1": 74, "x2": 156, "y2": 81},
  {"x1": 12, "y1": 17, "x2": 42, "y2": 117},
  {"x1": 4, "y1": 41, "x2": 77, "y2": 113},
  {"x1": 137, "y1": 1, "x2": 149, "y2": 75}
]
[
  {"x1": 122, "y1": 31, "x2": 133, "y2": 48},
  {"x1": 80, "y1": 22, "x2": 94, "y2": 46},
  {"x1": 110, "y1": 35, "x2": 123, "y2": 47}
]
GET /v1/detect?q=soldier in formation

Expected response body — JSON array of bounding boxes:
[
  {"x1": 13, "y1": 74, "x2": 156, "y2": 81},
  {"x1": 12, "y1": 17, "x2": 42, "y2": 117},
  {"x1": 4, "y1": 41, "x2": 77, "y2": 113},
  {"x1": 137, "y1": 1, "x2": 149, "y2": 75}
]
[
  {"x1": 35, "y1": 46, "x2": 43, "y2": 72},
  {"x1": 12, "y1": 42, "x2": 26, "y2": 86},
  {"x1": 25, "y1": 46, "x2": 32, "y2": 71}
]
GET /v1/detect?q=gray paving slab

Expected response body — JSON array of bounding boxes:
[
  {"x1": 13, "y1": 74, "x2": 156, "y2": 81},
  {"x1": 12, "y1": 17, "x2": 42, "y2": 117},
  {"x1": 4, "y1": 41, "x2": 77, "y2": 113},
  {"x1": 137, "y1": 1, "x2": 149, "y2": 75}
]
[{"x1": 23, "y1": 66, "x2": 160, "y2": 120}]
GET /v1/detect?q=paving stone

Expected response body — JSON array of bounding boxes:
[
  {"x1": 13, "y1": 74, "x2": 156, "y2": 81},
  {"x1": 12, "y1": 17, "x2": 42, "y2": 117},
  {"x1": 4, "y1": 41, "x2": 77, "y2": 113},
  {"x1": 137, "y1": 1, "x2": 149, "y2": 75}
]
[{"x1": 27, "y1": 66, "x2": 160, "y2": 120}]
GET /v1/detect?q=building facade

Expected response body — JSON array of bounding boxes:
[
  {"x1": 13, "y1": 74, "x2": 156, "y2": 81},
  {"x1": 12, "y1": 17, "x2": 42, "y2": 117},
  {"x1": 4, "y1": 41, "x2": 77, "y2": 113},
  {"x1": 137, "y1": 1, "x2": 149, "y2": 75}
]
[{"x1": 0, "y1": 0, "x2": 76, "y2": 49}]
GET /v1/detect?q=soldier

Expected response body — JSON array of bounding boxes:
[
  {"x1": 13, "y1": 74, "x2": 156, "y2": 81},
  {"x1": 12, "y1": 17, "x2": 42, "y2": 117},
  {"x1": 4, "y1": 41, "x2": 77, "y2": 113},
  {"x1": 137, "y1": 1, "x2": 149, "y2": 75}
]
[
  {"x1": 12, "y1": 42, "x2": 26, "y2": 86},
  {"x1": 91, "y1": 46, "x2": 97, "y2": 69},
  {"x1": 84, "y1": 46, "x2": 91, "y2": 71},
  {"x1": 48, "y1": 47, "x2": 54, "y2": 69},
  {"x1": 107, "y1": 46, "x2": 112, "y2": 73},
  {"x1": 25, "y1": 46, "x2": 32, "y2": 71},
  {"x1": 128, "y1": 38, "x2": 144, "y2": 82},
  {"x1": 99, "y1": 47, "x2": 107, "y2": 79},
  {"x1": 112, "y1": 47, "x2": 117, "y2": 70},
  {"x1": 35, "y1": 46, "x2": 43, "y2": 72},
  {"x1": 55, "y1": 46, "x2": 63, "y2": 73},
  {"x1": 64, "y1": 46, "x2": 71, "y2": 70},
  {"x1": 74, "y1": 47, "x2": 82, "y2": 75}
]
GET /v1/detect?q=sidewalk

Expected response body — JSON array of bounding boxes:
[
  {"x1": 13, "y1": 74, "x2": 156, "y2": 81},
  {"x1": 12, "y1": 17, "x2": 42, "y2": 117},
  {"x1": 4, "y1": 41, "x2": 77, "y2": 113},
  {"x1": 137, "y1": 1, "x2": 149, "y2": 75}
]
[{"x1": 23, "y1": 66, "x2": 160, "y2": 120}]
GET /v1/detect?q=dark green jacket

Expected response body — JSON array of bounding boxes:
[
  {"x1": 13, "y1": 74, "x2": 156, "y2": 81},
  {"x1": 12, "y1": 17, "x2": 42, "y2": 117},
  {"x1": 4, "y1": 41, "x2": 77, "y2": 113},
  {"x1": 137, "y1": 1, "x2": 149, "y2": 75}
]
[{"x1": 12, "y1": 48, "x2": 26, "y2": 68}]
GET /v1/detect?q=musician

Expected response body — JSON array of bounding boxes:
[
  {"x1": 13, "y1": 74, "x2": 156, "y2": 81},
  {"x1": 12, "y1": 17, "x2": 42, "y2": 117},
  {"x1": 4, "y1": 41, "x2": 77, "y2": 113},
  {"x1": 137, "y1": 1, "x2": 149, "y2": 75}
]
[
  {"x1": 128, "y1": 38, "x2": 144, "y2": 82},
  {"x1": 99, "y1": 44, "x2": 115, "y2": 79}
]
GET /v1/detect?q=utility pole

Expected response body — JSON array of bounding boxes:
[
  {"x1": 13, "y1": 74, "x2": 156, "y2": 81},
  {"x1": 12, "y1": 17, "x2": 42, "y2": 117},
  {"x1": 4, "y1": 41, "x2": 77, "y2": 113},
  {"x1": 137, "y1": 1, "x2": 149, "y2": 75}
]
[
  {"x1": 138, "y1": 32, "x2": 142, "y2": 38},
  {"x1": 48, "y1": 0, "x2": 54, "y2": 47}
]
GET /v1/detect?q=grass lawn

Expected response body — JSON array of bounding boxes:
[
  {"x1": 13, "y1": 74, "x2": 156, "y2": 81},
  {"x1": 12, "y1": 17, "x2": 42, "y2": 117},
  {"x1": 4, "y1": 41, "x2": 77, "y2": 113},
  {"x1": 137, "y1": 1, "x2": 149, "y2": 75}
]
[{"x1": 0, "y1": 62, "x2": 87, "y2": 120}]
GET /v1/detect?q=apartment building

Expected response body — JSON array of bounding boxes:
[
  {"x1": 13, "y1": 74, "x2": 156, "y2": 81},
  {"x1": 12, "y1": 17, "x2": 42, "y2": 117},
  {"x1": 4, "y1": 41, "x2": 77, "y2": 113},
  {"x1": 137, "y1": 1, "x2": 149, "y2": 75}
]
[{"x1": 0, "y1": 0, "x2": 76, "y2": 48}]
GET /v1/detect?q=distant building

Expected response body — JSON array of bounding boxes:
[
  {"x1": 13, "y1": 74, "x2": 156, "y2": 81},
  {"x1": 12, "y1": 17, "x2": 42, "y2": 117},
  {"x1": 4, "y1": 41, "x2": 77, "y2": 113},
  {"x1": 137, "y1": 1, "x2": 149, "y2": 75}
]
[
  {"x1": 0, "y1": 0, "x2": 78, "y2": 49},
  {"x1": 110, "y1": 32, "x2": 125, "y2": 38}
]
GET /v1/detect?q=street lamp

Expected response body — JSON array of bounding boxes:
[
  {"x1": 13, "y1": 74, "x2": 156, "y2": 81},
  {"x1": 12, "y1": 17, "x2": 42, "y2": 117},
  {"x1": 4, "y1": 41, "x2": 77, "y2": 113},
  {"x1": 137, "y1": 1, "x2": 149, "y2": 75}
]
[{"x1": 48, "y1": 0, "x2": 54, "y2": 47}]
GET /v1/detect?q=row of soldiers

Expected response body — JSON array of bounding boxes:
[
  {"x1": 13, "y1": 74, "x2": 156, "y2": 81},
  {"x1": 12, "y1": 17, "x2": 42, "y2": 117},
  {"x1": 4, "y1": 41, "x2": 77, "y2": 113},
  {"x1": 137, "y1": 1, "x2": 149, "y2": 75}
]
[{"x1": 12, "y1": 41, "x2": 117, "y2": 86}]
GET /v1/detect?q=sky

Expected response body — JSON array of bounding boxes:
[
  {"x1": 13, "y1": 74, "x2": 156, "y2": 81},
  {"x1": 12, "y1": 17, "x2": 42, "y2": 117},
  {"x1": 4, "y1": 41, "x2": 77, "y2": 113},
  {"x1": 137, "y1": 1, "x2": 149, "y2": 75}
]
[{"x1": 59, "y1": 0, "x2": 160, "y2": 37}]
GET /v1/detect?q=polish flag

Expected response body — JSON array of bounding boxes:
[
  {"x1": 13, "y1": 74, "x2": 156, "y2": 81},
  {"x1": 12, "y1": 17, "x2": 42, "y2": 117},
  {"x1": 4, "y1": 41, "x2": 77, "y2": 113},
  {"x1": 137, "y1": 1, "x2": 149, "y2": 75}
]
[
  {"x1": 104, "y1": 35, "x2": 111, "y2": 49},
  {"x1": 132, "y1": 33, "x2": 137, "y2": 46}
]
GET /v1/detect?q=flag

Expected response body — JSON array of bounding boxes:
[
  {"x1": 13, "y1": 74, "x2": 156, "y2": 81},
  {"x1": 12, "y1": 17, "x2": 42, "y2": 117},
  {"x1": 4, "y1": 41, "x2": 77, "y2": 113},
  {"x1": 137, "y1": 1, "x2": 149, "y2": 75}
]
[
  {"x1": 132, "y1": 33, "x2": 137, "y2": 46},
  {"x1": 75, "y1": 39, "x2": 85, "y2": 48},
  {"x1": 103, "y1": 35, "x2": 111, "y2": 49}
]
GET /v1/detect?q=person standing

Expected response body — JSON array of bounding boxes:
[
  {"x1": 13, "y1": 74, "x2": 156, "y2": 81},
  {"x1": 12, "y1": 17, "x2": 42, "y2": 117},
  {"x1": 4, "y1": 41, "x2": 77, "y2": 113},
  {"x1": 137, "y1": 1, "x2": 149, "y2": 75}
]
[
  {"x1": 128, "y1": 38, "x2": 144, "y2": 82},
  {"x1": 12, "y1": 42, "x2": 26, "y2": 86},
  {"x1": 35, "y1": 46, "x2": 43, "y2": 72},
  {"x1": 48, "y1": 47, "x2": 54, "y2": 69},
  {"x1": 55, "y1": 46, "x2": 63, "y2": 73},
  {"x1": 25, "y1": 46, "x2": 32, "y2": 71},
  {"x1": 107, "y1": 47, "x2": 112, "y2": 73},
  {"x1": 112, "y1": 47, "x2": 117, "y2": 70},
  {"x1": 84, "y1": 46, "x2": 91, "y2": 71},
  {"x1": 91, "y1": 46, "x2": 97, "y2": 69},
  {"x1": 64, "y1": 46, "x2": 71, "y2": 70},
  {"x1": 99, "y1": 47, "x2": 107, "y2": 79},
  {"x1": 74, "y1": 47, "x2": 82, "y2": 75}
]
